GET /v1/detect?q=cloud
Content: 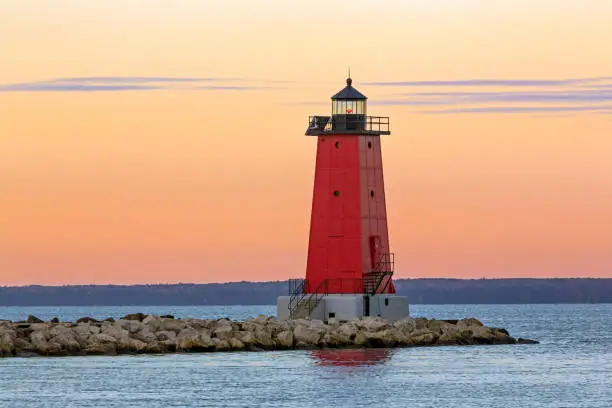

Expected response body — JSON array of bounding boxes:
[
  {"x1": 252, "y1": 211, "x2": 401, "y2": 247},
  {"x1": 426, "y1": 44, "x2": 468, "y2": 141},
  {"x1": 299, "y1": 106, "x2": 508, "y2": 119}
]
[
  {"x1": 374, "y1": 89, "x2": 612, "y2": 106},
  {"x1": 194, "y1": 85, "x2": 285, "y2": 91},
  {"x1": 421, "y1": 105, "x2": 612, "y2": 114},
  {"x1": 363, "y1": 76, "x2": 612, "y2": 115},
  {"x1": 0, "y1": 83, "x2": 161, "y2": 92},
  {"x1": 0, "y1": 76, "x2": 282, "y2": 92},
  {"x1": 51, "y1": 76, "x2": 223, "y2": 83},
  {"x1": 365, "y1": 77, "x2": 612, "y2": 87}
]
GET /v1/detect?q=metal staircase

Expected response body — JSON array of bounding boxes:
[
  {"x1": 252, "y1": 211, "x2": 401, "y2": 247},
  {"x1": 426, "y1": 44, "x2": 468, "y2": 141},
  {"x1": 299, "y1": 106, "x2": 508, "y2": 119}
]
[
  {"x1": 288, "y1": 253, "x2": 395, "y2": 319},
  {"x1": 363, "y1": 253, "x2": 395, "y2": 295},
  {"x1": 288, "y1": 279, "x2": 328, "y2": 319}
]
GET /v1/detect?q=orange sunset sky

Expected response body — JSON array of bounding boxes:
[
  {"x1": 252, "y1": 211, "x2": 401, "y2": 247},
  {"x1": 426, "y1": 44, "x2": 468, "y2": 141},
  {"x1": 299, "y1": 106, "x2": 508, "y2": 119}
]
[{"x1": 1, "y1": 1, "x2": 611, "y2": 285}]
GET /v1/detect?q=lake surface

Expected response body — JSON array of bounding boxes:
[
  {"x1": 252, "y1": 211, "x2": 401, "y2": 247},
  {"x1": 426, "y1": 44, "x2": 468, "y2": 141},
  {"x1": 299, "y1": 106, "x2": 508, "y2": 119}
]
[{"x1": 1, "y1": 304, "x2": 610, "y2": 407}]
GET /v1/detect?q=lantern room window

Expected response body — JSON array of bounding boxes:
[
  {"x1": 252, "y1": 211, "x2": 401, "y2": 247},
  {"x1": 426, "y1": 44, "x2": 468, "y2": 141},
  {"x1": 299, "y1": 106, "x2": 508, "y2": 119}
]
[{"x1": 332, "y1": 100, "x2": 366, "y2": 115}]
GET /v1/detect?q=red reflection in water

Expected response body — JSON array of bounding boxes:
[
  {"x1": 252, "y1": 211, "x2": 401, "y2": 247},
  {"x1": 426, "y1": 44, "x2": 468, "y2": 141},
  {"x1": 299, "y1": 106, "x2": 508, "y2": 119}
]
[{"x1": 311, "y1": 348, "x2": 392, "y2": 367}]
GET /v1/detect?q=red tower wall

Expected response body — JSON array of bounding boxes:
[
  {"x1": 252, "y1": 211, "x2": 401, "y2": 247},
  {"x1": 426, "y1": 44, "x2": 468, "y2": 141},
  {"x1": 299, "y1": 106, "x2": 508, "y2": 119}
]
[
  {"x1": 305, "y1": 134, "x2": 394, "y2": 294},
  {"x1": 359, "y1": 136, "x2": 395, "y2": 294}
]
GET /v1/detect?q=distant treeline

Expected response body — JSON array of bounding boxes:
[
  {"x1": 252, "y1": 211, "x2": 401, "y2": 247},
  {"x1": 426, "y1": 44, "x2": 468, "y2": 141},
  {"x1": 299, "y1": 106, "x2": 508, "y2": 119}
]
[{"x1": 0, "y1": 279, "x2": 611, "y2": 306}]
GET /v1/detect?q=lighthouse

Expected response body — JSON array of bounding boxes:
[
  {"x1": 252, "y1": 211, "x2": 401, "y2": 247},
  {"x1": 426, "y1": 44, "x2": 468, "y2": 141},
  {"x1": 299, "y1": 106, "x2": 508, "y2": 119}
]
[{"x1": 277, "y1": 77, "x2": 409, "y2": 321}]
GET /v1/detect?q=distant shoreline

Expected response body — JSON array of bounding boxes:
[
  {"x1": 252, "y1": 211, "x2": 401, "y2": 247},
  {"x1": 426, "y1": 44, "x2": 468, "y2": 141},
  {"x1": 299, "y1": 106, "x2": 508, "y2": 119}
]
[{"x1": 1, "y1": 278, "x2": 611, "y2": 306}]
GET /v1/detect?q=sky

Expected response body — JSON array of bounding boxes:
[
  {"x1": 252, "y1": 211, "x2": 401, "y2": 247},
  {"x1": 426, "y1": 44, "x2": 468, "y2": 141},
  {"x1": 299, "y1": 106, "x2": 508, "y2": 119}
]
[{"x1": 1, "y1": 0, "x2": 612, "y2": 285}]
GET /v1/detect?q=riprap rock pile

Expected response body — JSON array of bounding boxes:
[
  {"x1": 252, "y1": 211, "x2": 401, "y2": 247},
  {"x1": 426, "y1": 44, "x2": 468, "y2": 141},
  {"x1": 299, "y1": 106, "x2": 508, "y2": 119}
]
[{"x1": 0, "y1": 314, "x2": 538, "y2": 358}]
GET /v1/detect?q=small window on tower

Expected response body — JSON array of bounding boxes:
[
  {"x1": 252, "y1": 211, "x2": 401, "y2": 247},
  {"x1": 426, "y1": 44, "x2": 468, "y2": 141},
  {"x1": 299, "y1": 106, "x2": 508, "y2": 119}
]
[
  {"x1": 335, "y1": 141, "x2": 340, "y2": 149},
  {"x1": 370, "y1": 190, "x2": 375, "y2": 197},
  {"x1": 368, "y1": 141, "x2": 372, "y2": 149},
  {"x1": 333, "y1": 190, "x2": 340, "y2": 197}
]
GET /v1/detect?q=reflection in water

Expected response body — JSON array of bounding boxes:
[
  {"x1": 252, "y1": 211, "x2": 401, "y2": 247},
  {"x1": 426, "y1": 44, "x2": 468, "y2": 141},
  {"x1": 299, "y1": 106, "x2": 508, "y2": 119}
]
[{"x1": 310, "y1": 348, "x2": 393, "y2": 367}]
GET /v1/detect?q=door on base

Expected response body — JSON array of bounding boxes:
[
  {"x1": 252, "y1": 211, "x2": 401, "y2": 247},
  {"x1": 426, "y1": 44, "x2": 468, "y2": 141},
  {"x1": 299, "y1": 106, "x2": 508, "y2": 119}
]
[{"x1": 363, "y1": 295, "x2": 370, "y2": 317}]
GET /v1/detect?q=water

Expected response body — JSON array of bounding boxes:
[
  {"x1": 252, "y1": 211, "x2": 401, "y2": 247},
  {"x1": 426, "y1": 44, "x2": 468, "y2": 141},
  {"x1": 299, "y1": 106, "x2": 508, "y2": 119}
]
[{"x1": 0, "y1": 304, "x2": 610, "y2": 407}]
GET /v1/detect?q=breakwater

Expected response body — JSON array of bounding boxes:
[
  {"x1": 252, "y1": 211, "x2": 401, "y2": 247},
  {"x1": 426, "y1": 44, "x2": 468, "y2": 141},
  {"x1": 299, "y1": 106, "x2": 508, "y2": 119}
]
[{"x1": 0, "y1": 314, "x2": 538, "y2": 357}]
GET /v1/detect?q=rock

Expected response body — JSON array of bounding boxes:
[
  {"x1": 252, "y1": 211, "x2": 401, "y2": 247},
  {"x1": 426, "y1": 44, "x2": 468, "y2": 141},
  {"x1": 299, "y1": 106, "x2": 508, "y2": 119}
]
[
  {"x1": 156, "y1": 331, "x2": 177, "y2": 342},
  {"x1": 14, "y1": 338, "x2": 37, "y2": 355},
  {"x1": 426, "y1": 319, "x2": 447, "y2": 334},
  {"x1": 353, "y1": 332, "x2": 367, "y2": 346},
  {"x1": 338, "y1": 322, "x2": 359, "y2": 341},
  {"x1": 49, "y1": 324, "x2": 73, "y2": 338},
  {"x1": 437, "y1": 326, "x2": 464, "y2": 345},
  {"x1": 160, "y1": 315, "x2": 174, "y2": 319},
  {"x1": 86, "y1": 333, "x2": 118, "y2": 355},
  {"x1": 143, "y1": 316, "x2": 163, "y2": 332},
  {"x1": 30, "y1": 330, "x2": 49, "y2": 351},
  {"x1": 29, "y1": 323, "x2": 49, "y2": 332},
  {"x1": 50, "y1": 317, "x2": 60, "y2": 324},
  {"x1": 117, "y1": 337, "x2": 148, "y2": 353},
  {"x1": 30, "y1": 330, "x2": 63, "y2": 355},
  {"x1": 73, "y1": 324, "x2": 93, "y2": 344},
  {"x1": 293, "y1": 323, "x2": 323, "y2": 348},
  {"x1": 363, "y1": 329, "x2": 398, "y2": 347},
  {"x1": 467, "y1": 325, "x2": 495, "y2": 343},
  {"x1": 457, "y1": 318, "x2": 484, "y2": 328},
  {"x1": 105, "y1": 317, "x2": 115, "y2": 323},
  {"x1": 229, "y1": 337, "x2": 245, "y2": 350},
  {"x1": 0, "y1": 332, "x2": 15, "y2": 356},
  {"x1": 275, "y1": 330, "x2": 294, "y2": 349},
  {"x1": 176, "y1": 328, "x2": 214, "y2": 352},
  {"x1": 161, "y1": 319, "x2": 186, "y2": 333},
  {"x1": 252, "y1": 327, "x2": 275, "y2": 349},
  {"x1": 414, "y1": 317, "x2": 428, "y2": 330},
  {"x1": 184, "y1": 318, "x2": 215, "y2": 331},
  {"x1": 52, "y1": 332, "x2": 81, "y2": 353},
  {"x1": 393, "y1": 318, "x2": 416, "y2": 334},
  {"x1": 122, "y1": 313, "x2": 146, "y2": 322},
  {"x1": 237, "y1": 331, "x2": 256, "y2": 349},
  {"x1": 142, "y1": 315, "x2": 158, "y2": 325},
  {"x1": 90, "y1": 333, "x2": 116, "y2": 344},
  {"x1": 76, "y1": 317, "x2": 99, "y2": 324},
  {"x1": 518, "y1": 338, "x2": 539, "y2": 345},
  {"x1": 213, "y1": 325, "x2": 234, "y2": 341},
  {"x1": 0, "y1": 315, "x2": 529, "y2": 357},
  {"x1": 27, "y1": 315, "x2": 44, "y2": 324},
  {"x1": 357, "y1": 317, "x2": 391, "y2": 332},
  {"x1": 133, "y1": 327, "x2": 157, "y2": 343},
  {"x1": 117, "y1": 319, "x2": 144, "y2": 334},
  {"x1": 407, "y1": 331, "x2": 437, "y2": 346},
  {"x1": 492, "y1": 328, "x2": 510, "y2": 336},
  {"x1": 212, "y1": 338, "x2": 231, "y2": 351},
  {"x1": 101, "y1": 324, "x2": 128, "y2": 340}
]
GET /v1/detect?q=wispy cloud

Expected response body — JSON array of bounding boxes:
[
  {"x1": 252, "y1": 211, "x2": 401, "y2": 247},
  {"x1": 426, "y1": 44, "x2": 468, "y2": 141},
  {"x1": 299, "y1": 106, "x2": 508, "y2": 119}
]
[
  {"x1": 0, "y1": 83, "x2": 162, "y2": 92},
  {"x1": 0, "y1": 76, "x2": 283, "y2": 92},
  {"x1": 194, "y1": 85, "x2": 284, "y2": 91},
  {"x1": 422, "y1": 105, "x2": 612, "y2": 114},
  {"x1": 375, "y1": 89, "x2": 612, "y2": 106},
  {"x1": 365, "y1": 77, "x2": 612, "y2": 87},
  {"x1": 52, "y1": 76, "x2": 224, "y2": 83},
  {"x1": 363, "y1": 76, "x2": 612, "y2": 115}
]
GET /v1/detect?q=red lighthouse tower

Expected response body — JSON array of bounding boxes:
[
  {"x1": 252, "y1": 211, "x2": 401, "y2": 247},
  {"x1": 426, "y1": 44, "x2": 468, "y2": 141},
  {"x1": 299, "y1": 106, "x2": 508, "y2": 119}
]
[{"x1": 278, "y1": 77, "x2": 409, "y2": 321}]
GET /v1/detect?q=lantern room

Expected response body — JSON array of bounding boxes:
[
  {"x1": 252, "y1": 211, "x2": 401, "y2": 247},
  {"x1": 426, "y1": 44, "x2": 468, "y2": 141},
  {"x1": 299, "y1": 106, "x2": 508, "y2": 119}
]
[
  {"x1": 306, "y1": 77, "x2": 390, "y2": 136},
  {"x1": 331, "y1": 77, "x2": 367, "y2": 116}
]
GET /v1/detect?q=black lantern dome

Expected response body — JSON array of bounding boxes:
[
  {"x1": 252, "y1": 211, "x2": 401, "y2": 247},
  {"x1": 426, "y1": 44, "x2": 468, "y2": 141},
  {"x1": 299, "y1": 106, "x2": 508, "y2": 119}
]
[
  {"x1": 331, "y1": 77, "x2": 367, "y2": 100},
  {"x1": 331, "y1": 77, "x2": 367, "y2": 117}
]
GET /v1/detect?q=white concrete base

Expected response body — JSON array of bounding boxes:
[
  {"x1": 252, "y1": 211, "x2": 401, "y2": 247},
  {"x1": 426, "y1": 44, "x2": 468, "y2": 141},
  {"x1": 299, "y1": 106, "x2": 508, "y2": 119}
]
[{"x1": 277, "y1": 294, "x2": 409, "y2": 322}]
